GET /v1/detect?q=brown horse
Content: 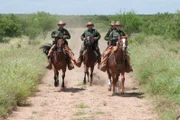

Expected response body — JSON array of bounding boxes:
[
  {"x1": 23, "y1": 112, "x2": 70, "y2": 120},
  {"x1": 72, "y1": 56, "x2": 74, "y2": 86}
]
[
  {"x1": 107, "y1": 36, "x2": 128, "y2": 95},
  {"x1": 83, "y1": 36, "x2": 98, "y2": 86},
  {"x1": 41, "y1": 39, "x2": 67, "y2": 89}
]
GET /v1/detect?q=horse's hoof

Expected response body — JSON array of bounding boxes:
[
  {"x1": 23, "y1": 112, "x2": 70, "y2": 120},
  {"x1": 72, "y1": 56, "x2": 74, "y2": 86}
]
[
  {"x1": 60, "y1": 87, "x2": 65, "y2": 91},
  {"x1": 112, "y1": 92, "x2": 116, "y2": 96},
  {"x1": 89, "y1": 83, "x2": 92, "y2": 86},
  {"x1": 121, "y1": 89, "x2": 125, "y2": 94},
  {"x1": 54, "y1": 83, "x2": 59, "y2": 87},
  {"x1": 112, "y1": 92, "x2": 118, "y2": 96},
  {"x1": 83, "y1": 81, "x2": 86, "y2": 84},
  {"x1": 108, "y1": 88, "x2": 111, "y2": 91},
  {"x1": 54, "y1": 80, "x2": 59, "y2": 87}
]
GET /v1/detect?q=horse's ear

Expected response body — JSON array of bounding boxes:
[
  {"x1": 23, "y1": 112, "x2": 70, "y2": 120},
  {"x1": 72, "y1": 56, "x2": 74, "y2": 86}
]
[
  {"x1": 120, "y1": 35, "x2": 128, "y2": 40},
  {"x1": 118, "y1": 36, "x2": 121, "y2": 40},
  {"x1": 125, "y1": 35, "x2": 128, "y2": 39}
]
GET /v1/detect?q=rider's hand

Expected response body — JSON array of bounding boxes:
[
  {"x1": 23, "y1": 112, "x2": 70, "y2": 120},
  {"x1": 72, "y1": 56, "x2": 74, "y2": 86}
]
[
  {"x1": 93, "y1": 37, "x2": 97, "y2": 40},
  {"x1": 63, "y1": 35, "x2": 67, "y2": 39},
  {"x1": 83, "y1": 38, "x2": 86, "y2": 40},
  {"x1": 116, "y1": 41, "x2": 119, "y2": 46},
  {"x1": 55, "y1": 34, "x2": 59, "y2": 37},
  {"x1": 86, "y1": 36, "x2": 90, "y2": 40},
  {"x1": 109, "y1": 46, "x2": 113, "y2": 49}
]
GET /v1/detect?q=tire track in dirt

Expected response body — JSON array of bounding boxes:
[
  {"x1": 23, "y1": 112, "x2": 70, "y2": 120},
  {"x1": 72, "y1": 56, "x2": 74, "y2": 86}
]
[{"x1": 6, "y1": 28, "x2": 157, "y2": 120}]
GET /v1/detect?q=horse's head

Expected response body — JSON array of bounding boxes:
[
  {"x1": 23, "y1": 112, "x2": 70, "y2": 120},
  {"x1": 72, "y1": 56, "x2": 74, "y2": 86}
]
[
  {"x1": 84, "y1": 36, "x2": 94, "y2": 48},
  {"x1": 118, "y1": 36, "x2": 128, "y2": 51},
  {"x1": 56, "y1": 39, "x2": 64, "y2": 48},
  {"x1": 56, "y1": 39, "x2": 65, "y2": 53}
]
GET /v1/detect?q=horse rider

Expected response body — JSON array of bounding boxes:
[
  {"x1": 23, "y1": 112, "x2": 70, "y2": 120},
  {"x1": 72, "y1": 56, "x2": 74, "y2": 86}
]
[
  {"x1": 104, "y1": 21, "x2": 116, "y2": 43},
  {"x1": 76, "y1": 22, "x2": 101, "y2": 68},
  {"x1": 46, "y1": 20, "x2": 76, "y2": 70},
  {"x1": 100, "y1": 21, "x2": 133, "y2": 72}
]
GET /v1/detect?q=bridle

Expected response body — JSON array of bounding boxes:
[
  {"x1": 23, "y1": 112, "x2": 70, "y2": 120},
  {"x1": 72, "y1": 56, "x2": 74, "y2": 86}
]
[
  {"x1": 118, "y1": 36, "x2": 127, "y2": 51},
  {"x1": 56, "y1": 39, "x2": 65, "y2": 53}
]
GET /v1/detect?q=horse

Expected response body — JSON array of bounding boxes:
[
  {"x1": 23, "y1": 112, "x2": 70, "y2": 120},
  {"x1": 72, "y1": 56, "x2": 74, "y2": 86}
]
[
  {"x1": 41, "y1": 39, "x2": 68, "y2": 90},
  {"x1": 83, "y1": 36, "x2": 98, "y2": 86},
  {"x1": 107, "y1": 36, "x2": 128, "y2": 95}
]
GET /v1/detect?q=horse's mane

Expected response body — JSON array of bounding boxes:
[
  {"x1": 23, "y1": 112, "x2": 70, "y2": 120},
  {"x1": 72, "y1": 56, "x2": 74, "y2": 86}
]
[{"x1": 40, "y1": 43, "x2": 52, "y2": 56}]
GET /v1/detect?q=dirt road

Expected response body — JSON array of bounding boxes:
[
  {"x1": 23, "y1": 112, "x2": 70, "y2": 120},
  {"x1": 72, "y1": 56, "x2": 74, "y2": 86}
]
[{"x1": 6, "y1": 28, "x2": 157, "y2": 120}]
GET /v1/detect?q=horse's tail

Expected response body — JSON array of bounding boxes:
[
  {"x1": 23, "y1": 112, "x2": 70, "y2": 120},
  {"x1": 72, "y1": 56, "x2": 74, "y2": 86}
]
[{"x1": 40, "y1": 43, "x2": 52, "y2": 56}]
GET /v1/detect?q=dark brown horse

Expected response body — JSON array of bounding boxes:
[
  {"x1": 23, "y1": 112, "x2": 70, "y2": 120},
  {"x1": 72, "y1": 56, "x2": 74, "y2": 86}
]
[
  {"x1": 83, "y1": 36, "x2": 98, "y2": 86},
  {"x1": 107, "y1": 36, "x2": 128, "y2": 95},
  {"x1": 41, "y1": 39, "x2": 67, "y2": 89}
]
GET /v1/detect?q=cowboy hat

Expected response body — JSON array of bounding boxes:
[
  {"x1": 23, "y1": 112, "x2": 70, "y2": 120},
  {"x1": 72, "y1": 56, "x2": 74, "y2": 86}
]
[
  {"x1": 110, "y1": 21, "x2": 115, "y2": 26},
  {"x1": 86, "y1": 22, "x2": 94, "y2": 27},
  {"x1": 57, "y1": 20, "x2": 66, "y2": 25},
  {"x1": 115, "y1": 21, "x2": 123, "y2": 26}
]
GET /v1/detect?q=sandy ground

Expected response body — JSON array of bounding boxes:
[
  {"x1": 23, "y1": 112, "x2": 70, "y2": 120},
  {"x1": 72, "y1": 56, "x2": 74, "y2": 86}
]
[{"x1": 6, "y1": 28, "x2": 157, "y2": 120}]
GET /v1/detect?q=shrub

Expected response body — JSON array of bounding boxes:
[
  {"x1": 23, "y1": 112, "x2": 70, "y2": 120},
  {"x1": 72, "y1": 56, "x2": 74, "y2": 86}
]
[
  {"x1": 114, "y1": 11, "x2": 143, "y2": 35},
  {"x1": 0, "y1": 14, "x2": 22, "y2": 41},
  {"x1": 129, "y1": 34, "x2": 180, "y2": 120}
]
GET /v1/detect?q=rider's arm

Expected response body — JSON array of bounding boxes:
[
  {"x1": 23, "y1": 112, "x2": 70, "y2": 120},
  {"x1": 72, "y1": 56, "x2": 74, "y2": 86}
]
[
  {"x1": 109, "y1": 31, "x2": 113, "y2": 41},
  {"x1": 81, "y1": 32, "x2": 86, "y2": 41},
  {"x1": 94, "y1": 30, "x2": 101, "y2": 41},
  {"x1": 121, "y1": 30, "x2": 126, "y2": 36},
  {"x1": 64, "y1": 29, "x2": 71, "y2": 39},
  {"x1": 104, "y1": 30, "x2": 111, "y2": 41},
  {"x1": 51, "y1": 31, "x2": 57, "y2": 38}
]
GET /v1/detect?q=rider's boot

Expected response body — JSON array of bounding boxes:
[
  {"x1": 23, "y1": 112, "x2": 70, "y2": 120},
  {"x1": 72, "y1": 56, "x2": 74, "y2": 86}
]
[
  {"x1": 76, "y1": 51, "x2": 83, "y2": 67},
  {"x1": 125, "y1": 52, "x2": 133, "y2": 73},
  {"x1": 96, "y1": 50, "x2": 101, "y2": 69},
  {"x1": 46, "y1": 56, "x2": 52, "y2": 70},
  {"x1": 67, "y1": 57, "x2": 74, "y2": 70}
]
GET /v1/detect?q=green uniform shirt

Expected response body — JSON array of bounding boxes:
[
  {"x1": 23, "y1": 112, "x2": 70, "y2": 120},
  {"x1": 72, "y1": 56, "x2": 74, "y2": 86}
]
[
  {"x1": 51, "y1": 28, "x2": 71, "y2": 43},
  {"x1": 116, "y1": 29, "x2": 125, "y2": 36},
  {"x1": 104, "y1": 28, "x2": 113, "y2": 41},
  {"x1": 109, "y1": 29, "x2": 126, "y2": 41},
  {"x1": 81, "y1": 28, "x2": 101, "y2": 41}
]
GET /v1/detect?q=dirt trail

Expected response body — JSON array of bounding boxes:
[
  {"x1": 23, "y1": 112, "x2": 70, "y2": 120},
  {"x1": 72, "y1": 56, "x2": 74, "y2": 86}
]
[{"x1": 6, "y1": 28, "x2": 157, "y2": 120}]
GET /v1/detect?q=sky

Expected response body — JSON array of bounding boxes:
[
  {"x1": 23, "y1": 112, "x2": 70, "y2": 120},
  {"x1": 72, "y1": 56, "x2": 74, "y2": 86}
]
[{"x1": 0, "y1": 0, "x2": 179, "y2": 15}]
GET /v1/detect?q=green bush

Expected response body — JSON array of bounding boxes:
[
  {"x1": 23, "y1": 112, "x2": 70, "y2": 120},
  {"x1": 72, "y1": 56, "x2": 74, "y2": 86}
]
[
  {"x1": 140, "y1": 12, "x2": 180, "y2": 40},
  {"x1": 0, "y1": 14, "x2": 22, "y2": 40},
  {"x1": 0, "y1": 37, "x2": 46, "y2": 117},
  {"x1": 24, "y1": 12, "x2": 56, "y2": 39},
  {"x1": 129, "y1": 34, "x2": 180, "y2": 120},
  {"x1": 115, "y1": 11, "x2": 143, "y2": 35}
]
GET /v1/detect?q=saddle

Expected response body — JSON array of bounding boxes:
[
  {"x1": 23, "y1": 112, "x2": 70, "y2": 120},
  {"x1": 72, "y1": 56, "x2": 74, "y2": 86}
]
[
  {"x1": 54, "y1": 45, "x2": 66, "y2": 55},
  {"x1": 83, "y1": 49, "x2": 98, "y2": 57},
  {"x1": 109, "y1": 40, "x2": 117, "y2": 46}
]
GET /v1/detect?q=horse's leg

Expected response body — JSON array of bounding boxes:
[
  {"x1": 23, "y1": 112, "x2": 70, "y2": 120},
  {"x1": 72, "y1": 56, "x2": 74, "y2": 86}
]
[
  {"x1": 112, "y1": 74, "x2": 116, "y2": 95},
  {"x1": 83, "y1": 72, "x2": 86, "y2": 84},
  {"x1": 121, "y1": 72, "x2": 125, "y2": 94},
  {"x1": 83, "y1": 64, "x2": 88, "y2": 84},
  {"x1": 87, "y1": 69, "x2": 90, "y2": 82},
  {"x1": 116, "y1": 73, "x2": 121, "y2": 93},
  {"x1": 61, "y1": 68, "x2": 66, "y2": 89},
  {"x1": 90, "y1": 66, "x2": 94, "y2": 86},
  {"x1": 54, "y1": 68, "x2": 59, "y2": 87},
  {"x1": 107, "y1": 70, "x2": 112, "y2": 91},
  {"x1": 83, "y1": 65, "x2": 86, "y2": 84}
]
